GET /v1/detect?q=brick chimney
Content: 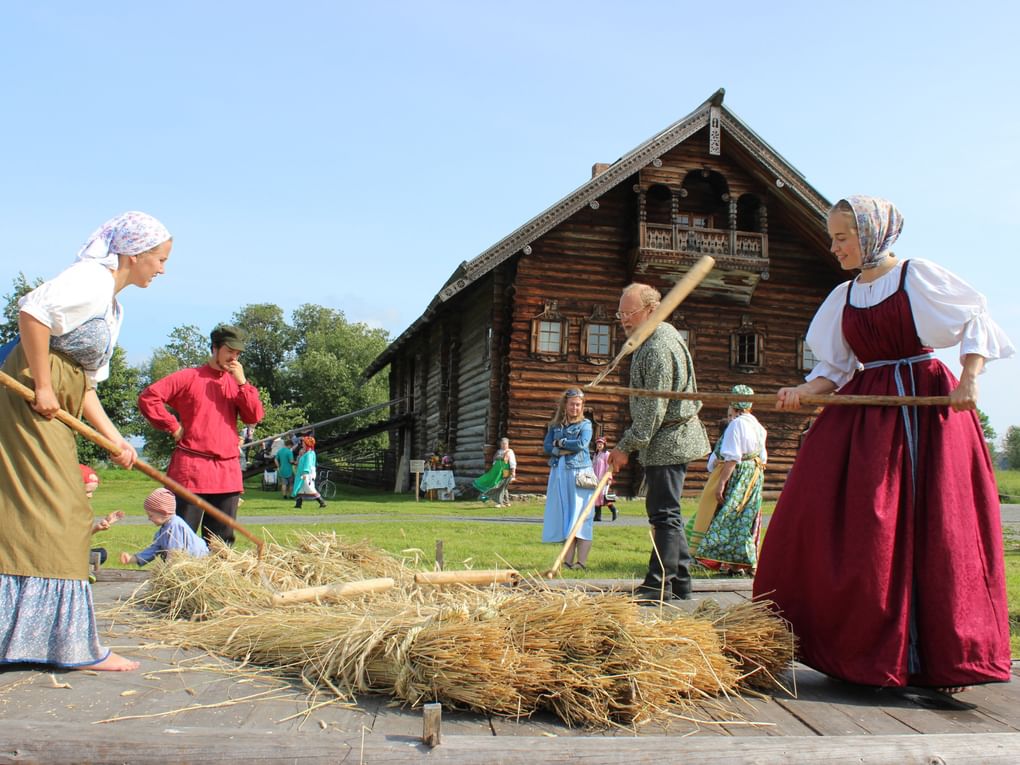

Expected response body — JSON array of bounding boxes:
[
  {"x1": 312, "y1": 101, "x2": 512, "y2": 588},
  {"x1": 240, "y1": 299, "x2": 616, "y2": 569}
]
[{"x1": 591, "y1": 162, "x2": 611, "y2": 178}]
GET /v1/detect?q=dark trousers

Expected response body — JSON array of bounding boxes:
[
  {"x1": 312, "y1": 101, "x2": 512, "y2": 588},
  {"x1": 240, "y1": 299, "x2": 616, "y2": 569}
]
[
  {"x1": 641, "y1": 464, "x2": 693, "y2": 597},
  {"x1": 177, "y1": 492, "x2": 240, "y2": 546}
]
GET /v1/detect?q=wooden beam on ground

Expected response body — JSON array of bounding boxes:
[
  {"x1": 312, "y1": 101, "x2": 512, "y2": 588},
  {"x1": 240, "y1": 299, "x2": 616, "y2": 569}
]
[{"x1": 1, "y1": 722, "x2": 1018, "y2": 763}]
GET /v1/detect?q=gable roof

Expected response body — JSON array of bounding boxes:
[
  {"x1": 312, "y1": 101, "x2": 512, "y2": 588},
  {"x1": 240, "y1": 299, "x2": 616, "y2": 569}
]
[{"x1": 365, "y1": 88, "x2": 831, "y2": 377}]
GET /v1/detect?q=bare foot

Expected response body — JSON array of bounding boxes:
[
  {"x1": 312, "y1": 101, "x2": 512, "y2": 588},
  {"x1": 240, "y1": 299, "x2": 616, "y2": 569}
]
[
  {"x1": 936, "y1": 686, "x2": 971, "y2": 695},
  {"x1": 74, "y1": 652, "x2": 140, "y2": 672}
]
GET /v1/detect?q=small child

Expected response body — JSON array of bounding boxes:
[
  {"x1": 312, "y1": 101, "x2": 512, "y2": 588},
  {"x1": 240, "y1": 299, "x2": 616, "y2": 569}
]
[
  {"x1": 81, "y1": 464, "x2": 123, "y2": 577},
  {"x1": 120, "y1": 488, "x2": 210, "y2": 566}
]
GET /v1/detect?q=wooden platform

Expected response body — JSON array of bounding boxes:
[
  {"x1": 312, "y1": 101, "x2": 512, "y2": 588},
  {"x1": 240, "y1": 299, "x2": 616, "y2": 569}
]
[{"x1": 0, "y1": 573, "x2": 1017, "y2": 764}]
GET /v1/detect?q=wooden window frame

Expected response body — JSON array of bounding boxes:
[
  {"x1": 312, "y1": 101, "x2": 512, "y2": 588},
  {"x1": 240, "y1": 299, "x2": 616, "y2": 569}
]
[
  {"x1": 530, "y1": 301, "x2": 568, "y2": 361},
  {"x1": 729, "y1": 316, "x2": 765, "y2": 371},
  {"x1": 797, "y1": 335, "x2": 819, "y2": 372},
  {"x1": 671, "y1": 312, "x2": 693, "y2": 351},
  {"x1": 581, "y1": 304, "x2": 616, "y2": 365}
]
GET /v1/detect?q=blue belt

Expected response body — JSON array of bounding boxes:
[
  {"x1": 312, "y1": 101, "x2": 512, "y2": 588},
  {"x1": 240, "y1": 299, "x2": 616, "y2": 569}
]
[
  {"x1": 860, "y1": 352, "x2": 935, "y2": 489},
  {"x1": 860, "y1": 350, "x2": 934, "y2": 674}
]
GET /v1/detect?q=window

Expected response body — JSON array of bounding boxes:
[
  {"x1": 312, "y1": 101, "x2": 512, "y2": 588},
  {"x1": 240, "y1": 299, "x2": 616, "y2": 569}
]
[
  {"x1": 580, "y1": 305, "x2": 616, "y2": 364},
  {"x1": 734, "y1": 333, "x2": 758, "y2": 365},
  {"x1": 798, "y1": 336, "x2": 819, "y2": 372},
  {"x1": 730, "y1": 316, "x2": 764, "y2": 370},
  {"x1": 585, "y1": 323, "x2": 611, "y2": 356},
  {"x1": 677, "y1": 212, "x2": 714, "y2": 229},
  {"x1": 482, "y1": 325, "x2": 493, "y2": 367},
  {"x1": 530, "y1": 301, "x2": 567, "y2": 360},
  {"x1": 536, "y1": 321, "x2": 563, "y2": 354},
  {"x1": 672, "y1": 313, "x2": 693, "y2": 350}
]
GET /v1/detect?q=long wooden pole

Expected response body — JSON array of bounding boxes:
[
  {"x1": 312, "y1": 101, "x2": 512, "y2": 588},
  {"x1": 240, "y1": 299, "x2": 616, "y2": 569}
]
[
  {"x1": 413, "y1": 569, "x2": 520, "y2": 586},
  {"x1": 271, "y1": 577, "x2": 395, "y2": 606},
  {"x1": 586, "y1": 384, "x2": 953, "y2": 408},
  {"x1": 588, "y1": 255, "x2": 716, "y2": 387},
  {"x1": 0, "y1": 369, "x2": 266, "y2": 558},
  {"x1": 544, "y1": 471, "x2": 612, "y2": 579}
]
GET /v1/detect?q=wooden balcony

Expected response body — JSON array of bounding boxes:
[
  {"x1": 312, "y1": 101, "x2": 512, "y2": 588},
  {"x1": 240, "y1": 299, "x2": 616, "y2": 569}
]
[{"x1": 633, "y1": 223, "x2": 770, "y2": 304}]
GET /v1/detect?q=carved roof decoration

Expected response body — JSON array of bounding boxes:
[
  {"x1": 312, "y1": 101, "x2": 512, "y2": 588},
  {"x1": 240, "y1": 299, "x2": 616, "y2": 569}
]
[{"x1": 365, "y1": 88, "x2": 832, "y2": 378}]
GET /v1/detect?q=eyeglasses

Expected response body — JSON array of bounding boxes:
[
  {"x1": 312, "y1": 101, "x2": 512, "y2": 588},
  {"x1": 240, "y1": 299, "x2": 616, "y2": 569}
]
[
  {"x1": 615, "y1": 306, "x2": 647, "y2": 320},
  {"x1": 565, "y1": 389, "x2": 584, "y2": 398}
]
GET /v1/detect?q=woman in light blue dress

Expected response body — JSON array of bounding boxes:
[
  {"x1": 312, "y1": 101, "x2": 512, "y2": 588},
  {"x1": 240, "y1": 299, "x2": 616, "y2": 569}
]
[{"x1": 541, "y1": 388, "x2": 595, "y2": 569}]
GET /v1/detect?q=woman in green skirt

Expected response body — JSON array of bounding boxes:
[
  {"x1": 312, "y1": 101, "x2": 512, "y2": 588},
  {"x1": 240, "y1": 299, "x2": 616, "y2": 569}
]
[{"x1": 686, "y1": 385, "x2": 767, "y2": 575}]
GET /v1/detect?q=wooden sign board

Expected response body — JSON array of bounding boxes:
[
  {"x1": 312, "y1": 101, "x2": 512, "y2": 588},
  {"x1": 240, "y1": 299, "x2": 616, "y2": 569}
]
[{"x1": 411, "y1": 459, "x2": 425, "y2": 502}]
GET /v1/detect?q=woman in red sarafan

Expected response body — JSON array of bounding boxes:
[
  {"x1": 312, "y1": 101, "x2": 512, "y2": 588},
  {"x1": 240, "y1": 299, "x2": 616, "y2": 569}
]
[{"x1": 754, "y1": 195, "x2": 1013, "y2": 691}]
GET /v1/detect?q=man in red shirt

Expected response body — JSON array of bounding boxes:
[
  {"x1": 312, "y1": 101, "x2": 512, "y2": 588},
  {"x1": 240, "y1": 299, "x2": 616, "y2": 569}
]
[{"x1": 138, "y1": 324, "x2": 264, "y2": 545}]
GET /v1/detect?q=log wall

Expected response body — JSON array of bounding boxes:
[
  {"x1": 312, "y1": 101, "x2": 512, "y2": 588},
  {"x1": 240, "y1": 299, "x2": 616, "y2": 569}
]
[{"x1": 383, "y1": 126, "x2": 842, "y2": 498}]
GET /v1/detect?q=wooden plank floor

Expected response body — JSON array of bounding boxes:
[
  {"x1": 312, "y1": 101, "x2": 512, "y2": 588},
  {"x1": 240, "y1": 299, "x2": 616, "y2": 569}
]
[{"x1": 0, "y1": 575, "x2": 1017, "y2": 764}]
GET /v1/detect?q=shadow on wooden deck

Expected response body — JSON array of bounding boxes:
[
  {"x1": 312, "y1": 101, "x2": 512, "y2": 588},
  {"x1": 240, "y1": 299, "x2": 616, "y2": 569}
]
[{"x1": 0, "y1": 572, "x2": 1017, "y2": 763}]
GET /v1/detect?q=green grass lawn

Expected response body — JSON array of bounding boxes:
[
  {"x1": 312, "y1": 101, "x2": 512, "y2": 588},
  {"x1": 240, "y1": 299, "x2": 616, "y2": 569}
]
[
  {"x1": 91, "y1": 467, "x2": 1020, "y2": 654},
  {"x1": 996, "y1": 467, "x2": 1020, "y2": 502}
]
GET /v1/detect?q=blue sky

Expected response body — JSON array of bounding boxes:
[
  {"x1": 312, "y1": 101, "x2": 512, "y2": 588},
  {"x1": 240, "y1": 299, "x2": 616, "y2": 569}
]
[{"x1": 2, "y1": 1, "x2": 1018, "y2": 437}]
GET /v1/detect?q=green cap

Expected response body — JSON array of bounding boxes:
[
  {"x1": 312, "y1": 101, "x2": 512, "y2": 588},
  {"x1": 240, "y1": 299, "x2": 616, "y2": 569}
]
[
  {"x1": 730, "y1": 384, "x2": 754, "y2": 410},
  {"x1": 210, "y1": 323, "x2": 247, "y2": 351}
]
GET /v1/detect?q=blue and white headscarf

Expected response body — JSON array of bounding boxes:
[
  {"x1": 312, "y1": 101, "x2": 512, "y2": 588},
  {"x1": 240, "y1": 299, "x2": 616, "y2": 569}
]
[
  {"x1": 75, "y1": 211, "x2": 171, "y2": 269},
  {"x1": 843, "y1": 195, "x2": 903, "y2": 270}
]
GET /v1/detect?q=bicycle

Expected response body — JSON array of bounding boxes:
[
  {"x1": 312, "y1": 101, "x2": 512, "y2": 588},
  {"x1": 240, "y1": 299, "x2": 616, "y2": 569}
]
[{"x1": 316, "y1": 469, "x2": 337, "y2": 500}]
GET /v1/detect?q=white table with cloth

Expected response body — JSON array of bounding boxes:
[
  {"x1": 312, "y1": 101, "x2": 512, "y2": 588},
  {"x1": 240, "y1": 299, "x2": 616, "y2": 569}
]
[{"x1": 420, "y1": 470, "x2": 456, "y2": 500}]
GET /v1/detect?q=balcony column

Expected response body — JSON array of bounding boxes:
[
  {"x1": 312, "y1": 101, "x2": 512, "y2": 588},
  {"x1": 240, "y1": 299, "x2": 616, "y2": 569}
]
[
  {"x1": 670, "y1": 192, "x2": 679, "y2": 249},
  {"x1": 758, "y1": 205, "x2": 770, "y2": 271},
  {"x1": 725, "y1": 193, "x2": 737, "y2": 255},
  {"x1": 635, "y1": 186, "x2": 647, "y2": 248}
]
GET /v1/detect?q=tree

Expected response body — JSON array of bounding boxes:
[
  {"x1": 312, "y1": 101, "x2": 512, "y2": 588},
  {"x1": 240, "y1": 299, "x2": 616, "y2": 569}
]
[
  {"x1": 137, "y1": 326, "x2": 208, "y2": 466},
  {"x1": 1005, "y1": 426, "x2": 1020, "y2": 470},
  {"x1": 164, "y1": 324, "x2": 209, "y2": 369},
  {"x1": 284, "y1": 305, "x2": 390, "y2": 448},
  {"x1": 232, "y1": 303, "x2": 295, "y2": 402},
  {"x1": 978, "y1": 409, "x2": 997, "y2": 461},
  {"x1": 248, "y1": 388, "x2": 306, "y2": 456},
  {"x1": 1, "y1": 273, "x2": 43, "y2": 343},
  {"x1": 76, "y1": 346, "x2": 144, "y2": 465}
]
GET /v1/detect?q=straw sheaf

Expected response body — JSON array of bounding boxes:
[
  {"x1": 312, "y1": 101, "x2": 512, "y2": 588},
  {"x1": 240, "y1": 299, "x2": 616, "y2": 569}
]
[
  {"x1": 122, "y1": 534, "x2": 794, "y2": 728},
  {"x1": 692, "y1": 599, "x2": 796, "y2": 690}
]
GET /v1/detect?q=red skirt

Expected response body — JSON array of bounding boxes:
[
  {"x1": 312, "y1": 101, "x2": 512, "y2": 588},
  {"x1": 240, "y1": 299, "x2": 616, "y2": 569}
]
[{"x1": 753, "y1": 358, "x2": 1011, "y2": 687}]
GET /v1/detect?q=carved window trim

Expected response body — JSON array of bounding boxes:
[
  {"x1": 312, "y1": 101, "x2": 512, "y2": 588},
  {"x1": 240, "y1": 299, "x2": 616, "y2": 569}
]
[
  {"x1": 530, "y1": 301, "x2": 568, "y2": 361},
  {"x1": 671, "y1": 312, "x2": 694, "y2": 352},
  {"x1": 797, "y1": 335, "x2": 819, "y2": 372},
  {"x1": 581, "y1": 304, "x2": 616, "y2": 365},
  {"x1": 482, "y1": 325, "x2": 493, "y2": 369},
  {"x1": 730, "y1": 315, "x2": 765, "y2": 371}
]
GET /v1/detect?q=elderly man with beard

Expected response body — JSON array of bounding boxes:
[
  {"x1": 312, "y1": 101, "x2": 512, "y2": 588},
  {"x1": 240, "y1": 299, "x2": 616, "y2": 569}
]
[{"x1": 607, "y1": 283, "x2": 710, "y2": 603}]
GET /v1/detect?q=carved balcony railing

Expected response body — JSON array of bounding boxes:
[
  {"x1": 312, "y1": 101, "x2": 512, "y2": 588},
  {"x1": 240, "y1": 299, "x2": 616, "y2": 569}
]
[{"x1": 634, "y1": 223, "x2": 770, "y2": 304}]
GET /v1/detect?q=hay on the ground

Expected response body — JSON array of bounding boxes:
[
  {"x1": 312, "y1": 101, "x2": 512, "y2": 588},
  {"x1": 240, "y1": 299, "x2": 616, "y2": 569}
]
[{"x1": 116, "y1": 533, "x2": 793, "y2": 728}]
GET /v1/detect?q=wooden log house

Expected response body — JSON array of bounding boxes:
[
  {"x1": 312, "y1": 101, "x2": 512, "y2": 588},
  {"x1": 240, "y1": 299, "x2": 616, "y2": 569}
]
[{"x1": 364, "y1": 89, "x2": 845, "y2": 498}]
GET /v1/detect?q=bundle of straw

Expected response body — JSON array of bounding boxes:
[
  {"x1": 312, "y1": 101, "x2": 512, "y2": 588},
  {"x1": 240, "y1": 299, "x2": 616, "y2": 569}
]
[
  {"x1": 118, "y1": 534, "x2": 793, "y2": 728},
  {"x1": 692, "y1": 599, "x2": 796, "y2": 690}
]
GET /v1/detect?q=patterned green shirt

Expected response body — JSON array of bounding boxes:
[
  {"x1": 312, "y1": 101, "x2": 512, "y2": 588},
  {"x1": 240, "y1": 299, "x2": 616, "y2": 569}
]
[{"x1": 615, "y1": 324, "x2": 711, "y2": 466}]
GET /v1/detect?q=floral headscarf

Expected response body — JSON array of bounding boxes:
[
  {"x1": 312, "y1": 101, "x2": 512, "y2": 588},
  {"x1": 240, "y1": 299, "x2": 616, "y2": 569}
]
[
  {"x1": 76, "y1": 211, "x2": 171, "y2": 269},
  {"x1": 843, "y1": 195, "x2": 903, "y2": 270},
  {"x1": 730, "y1": 384, "x2": 754, "y2": 410}
]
